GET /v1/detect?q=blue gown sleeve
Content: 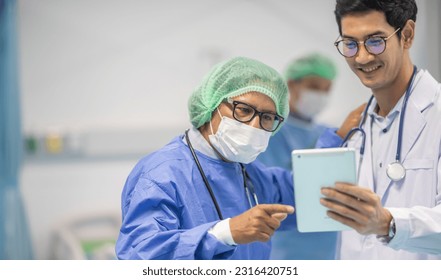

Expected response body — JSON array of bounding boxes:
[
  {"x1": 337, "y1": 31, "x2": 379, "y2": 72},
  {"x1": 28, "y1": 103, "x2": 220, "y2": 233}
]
[
  {"x1": 315, "y1": 127, "x2": 343, "y2": 148},
  {"x1": 116, "y1": 177, "x2": 235, "y2": 260},
  {"x1": 246, "y1": 162, "x2": 296, "y2": 231}
]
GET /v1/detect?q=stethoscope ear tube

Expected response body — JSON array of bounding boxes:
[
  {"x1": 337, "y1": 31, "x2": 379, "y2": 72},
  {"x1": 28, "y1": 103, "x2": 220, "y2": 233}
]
[
  {"x1": 340, "y1": 126, "x2": 367, "y2": 155},
  {"x1": 340, "y1": 95, "x2": 373, "y2": 155}
]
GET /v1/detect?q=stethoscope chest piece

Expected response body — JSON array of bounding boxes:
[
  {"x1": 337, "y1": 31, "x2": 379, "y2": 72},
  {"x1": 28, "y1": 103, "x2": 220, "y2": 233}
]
[{"x1": 386, "y1": 161, "x2": 406, "y2": 182}]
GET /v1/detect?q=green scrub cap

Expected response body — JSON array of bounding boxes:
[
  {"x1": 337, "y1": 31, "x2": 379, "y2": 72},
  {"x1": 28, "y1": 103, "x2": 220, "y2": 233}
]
[
  {"x1": 188, "y1": 56, "x2": 289, "y2": 129},
  {"x1": 284, "y1": 53, "x2": 337, "y2": 81}
]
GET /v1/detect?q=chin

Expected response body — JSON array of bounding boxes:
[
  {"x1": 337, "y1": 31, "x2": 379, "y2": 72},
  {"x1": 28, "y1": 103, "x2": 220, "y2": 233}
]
[
  {"x1": 355, "y1": 71, "x2": 384, "y2": 89},
  {"x1": 360, "y1": 79, "x2": 383, "y2": 90}
]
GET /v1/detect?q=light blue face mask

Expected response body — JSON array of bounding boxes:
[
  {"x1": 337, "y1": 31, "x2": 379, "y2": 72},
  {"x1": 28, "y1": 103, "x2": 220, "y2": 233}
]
[{"x1": 209, "y1": 109, "x2": 271, "y2": 164}]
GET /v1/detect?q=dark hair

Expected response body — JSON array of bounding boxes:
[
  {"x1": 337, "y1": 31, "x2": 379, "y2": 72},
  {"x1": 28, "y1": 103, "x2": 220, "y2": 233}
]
[{"x1": 335, "y1": 0, "x2": 417, "y2": 38}]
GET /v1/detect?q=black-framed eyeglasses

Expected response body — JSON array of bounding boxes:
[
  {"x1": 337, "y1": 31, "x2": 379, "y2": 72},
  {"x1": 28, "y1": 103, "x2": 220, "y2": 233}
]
[
  {"x1": 334, "y1": 28, "x2": 401, "y2": 58},
  {"x1": 225, "y1": 100, "x2": 284, "y2": 132}
]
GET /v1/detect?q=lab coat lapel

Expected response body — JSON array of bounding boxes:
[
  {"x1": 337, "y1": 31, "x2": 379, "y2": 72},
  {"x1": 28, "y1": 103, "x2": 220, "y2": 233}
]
[
  {"x1": 376, "y1": 71, "x2": 433, "y2": 199},
  {"x1": 399, "y1": 101, "x2": 427, "y2": 162},
  {"x1": 400, "y1": 70, "x2": 436, "y2": 162}
]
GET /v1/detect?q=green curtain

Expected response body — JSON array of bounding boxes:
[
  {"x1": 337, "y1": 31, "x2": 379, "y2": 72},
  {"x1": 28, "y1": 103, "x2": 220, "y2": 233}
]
[{"x1": 0, "y1": 0, "x2": 33, "y2": 259}]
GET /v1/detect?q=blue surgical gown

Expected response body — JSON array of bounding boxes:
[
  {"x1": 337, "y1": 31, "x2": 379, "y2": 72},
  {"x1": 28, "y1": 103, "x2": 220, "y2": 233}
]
[
  {"x1": 116, "y1": 135, "x2": 295, "y2": 260},
  {"x1": 257, "y1": 115, "x2": 338, "y2": 260}
]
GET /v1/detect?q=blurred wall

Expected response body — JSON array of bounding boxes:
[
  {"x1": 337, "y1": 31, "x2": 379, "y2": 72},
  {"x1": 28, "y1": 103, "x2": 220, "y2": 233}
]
[{"x1": 17, "y1": 0, "x2": 440, "y2": 259}]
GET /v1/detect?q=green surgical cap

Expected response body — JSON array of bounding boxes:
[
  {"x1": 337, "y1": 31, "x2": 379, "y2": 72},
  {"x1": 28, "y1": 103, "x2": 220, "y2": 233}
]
[
  {"x1": 284, "y1": 53, "x2": 337, "y2": 81},
  {"x1": 188, "y1": 56, "x2": 289, "y2": 129}
]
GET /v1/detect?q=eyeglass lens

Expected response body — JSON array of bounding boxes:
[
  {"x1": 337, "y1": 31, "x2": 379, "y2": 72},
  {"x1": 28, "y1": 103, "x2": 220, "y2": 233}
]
[
  {"x1": 338, "y1": 37, "x2": 386, "y2": 57},
  {"x1": 335, "y1": 28, "x2": 400, "y2": 58},
  {"x1": 233, "y1": 101, "x2": 281, "y2": 132}
]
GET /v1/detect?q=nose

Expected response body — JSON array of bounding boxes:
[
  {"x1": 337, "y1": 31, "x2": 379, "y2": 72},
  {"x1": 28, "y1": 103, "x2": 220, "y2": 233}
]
[
  {"x1": 248, "y1": 114, "x2": 261, "y2": 129},
  {"x1": 355, "y1": 43, "x2": 375, "y2": 64}
]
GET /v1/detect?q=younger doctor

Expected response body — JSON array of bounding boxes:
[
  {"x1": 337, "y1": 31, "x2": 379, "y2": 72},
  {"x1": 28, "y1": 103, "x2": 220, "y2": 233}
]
[
  {"x1": 319, "y1": 0, "x2": 441, "y2": 259},
  {"x1": 116, "y1": 56, "x2": 298, "y2": 260},
  {"x1": 259, "y1": 53, "x2": 365, "y2": 260}
]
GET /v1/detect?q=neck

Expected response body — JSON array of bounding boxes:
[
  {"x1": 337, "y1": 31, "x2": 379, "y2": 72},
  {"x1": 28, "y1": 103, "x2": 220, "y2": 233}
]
[
  {"x1": 199, "y1": 122, "x2": 213, "y2": 146},
  {"x1": 373, "y1": 63, "x2": 414, "y2": 117},
  {"x1": 198, "y1": 123, "x2": 231, "y2": 162}
]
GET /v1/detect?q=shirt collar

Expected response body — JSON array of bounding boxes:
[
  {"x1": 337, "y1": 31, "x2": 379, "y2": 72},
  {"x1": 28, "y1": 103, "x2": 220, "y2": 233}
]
[
  {"x1": 183, "y1": 126, "x2": 221, "y2": 160},
  {"x1": 368, "y1": 95, "x2": 403, "y2": 126},
  {"x1": 368, "y1": 68, "x2": 423, "y2": 124}
]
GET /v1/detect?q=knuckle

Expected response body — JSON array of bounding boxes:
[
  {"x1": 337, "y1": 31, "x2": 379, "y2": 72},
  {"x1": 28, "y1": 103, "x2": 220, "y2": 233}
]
[
  {"x1": 259, "y1": 234, "x2": 270, "y2": 242},
  {"x1": 365, "y1": 208, "x2": 375, "y2": 217},
  {"x1": 374, "y1": 196, "x2": 381, "y2": 204},
  {"x1": 272, "y1": 220, "x2": 281, "y2": 229},
  {"x1": 251, "y1": 229, "x2": 260, "y2": 236},
  {"x1": 339, "y1": 207, "x2": 351, "y2": 217}
]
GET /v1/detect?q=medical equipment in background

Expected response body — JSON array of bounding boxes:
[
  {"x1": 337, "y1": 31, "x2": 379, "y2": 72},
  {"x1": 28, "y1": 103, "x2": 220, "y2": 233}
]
[
  {"x1": 340, "y1": 65, "x2": 418, "y2": 182},
  {"x1": 50, "y1": 210, "x2": 120, "y2": 260}
]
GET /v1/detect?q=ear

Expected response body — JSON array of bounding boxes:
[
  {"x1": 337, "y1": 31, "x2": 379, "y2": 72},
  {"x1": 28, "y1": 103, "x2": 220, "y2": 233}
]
[
  {"x1": 286, "y1": 80, "x2": 300, "y2": 112},
  {"x1": 287, "y1": 80, "x2": 300, "y2": 99},
  {"x1": 401, "y1": 20, "x2": 415, "y2": 49}
]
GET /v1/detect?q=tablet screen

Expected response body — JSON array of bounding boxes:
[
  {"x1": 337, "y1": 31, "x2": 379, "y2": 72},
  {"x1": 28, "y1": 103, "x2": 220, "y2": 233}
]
[{"x1": 292, "y1": 147, "x2": 356, "y2": 232}]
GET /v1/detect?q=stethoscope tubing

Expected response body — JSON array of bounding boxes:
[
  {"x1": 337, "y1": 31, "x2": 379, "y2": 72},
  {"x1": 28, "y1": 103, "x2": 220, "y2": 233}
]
[
  {"x1": 185, "y1": 129, "x2": 224, "y2": 220},
  {"x1": 395, "y1": 65, "x2": 418, "y2": 162},
  {"x1": 185, "y1": 129, "x2": 258, "y2": 220}
]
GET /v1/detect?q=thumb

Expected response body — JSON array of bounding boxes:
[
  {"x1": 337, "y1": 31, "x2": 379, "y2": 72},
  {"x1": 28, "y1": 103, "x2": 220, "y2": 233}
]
[
  {"x1": 260, "y1": 204, "x2": 295, "y2": 215},
  {"x1": 271, "y1": 212, "x2": 288, "y2": 221}
]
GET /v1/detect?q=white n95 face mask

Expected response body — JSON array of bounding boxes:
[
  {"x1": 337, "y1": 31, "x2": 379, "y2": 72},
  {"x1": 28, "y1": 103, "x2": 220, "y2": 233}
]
[
  {"x1": 295, "y1": 90, "x2": 330, "y2": 119},
  {"x1": 209, "y1": 115, "x2": 271, "y2": 164}
]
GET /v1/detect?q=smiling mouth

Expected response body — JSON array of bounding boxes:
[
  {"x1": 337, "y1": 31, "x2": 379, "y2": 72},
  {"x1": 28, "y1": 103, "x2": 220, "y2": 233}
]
[{"x1": 358, "y1": 65, "x2": 381, "y2": 73}]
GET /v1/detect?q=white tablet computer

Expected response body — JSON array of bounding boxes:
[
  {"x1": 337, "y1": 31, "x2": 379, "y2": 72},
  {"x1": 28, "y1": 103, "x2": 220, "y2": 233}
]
[{"x1": 292, "y1": 147, "x2": 356, "y2": 233}]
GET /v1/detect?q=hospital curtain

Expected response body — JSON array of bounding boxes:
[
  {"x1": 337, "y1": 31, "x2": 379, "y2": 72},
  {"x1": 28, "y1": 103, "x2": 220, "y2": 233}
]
[{"x1": 0, "y1": 0, "x2": 33, "y2": 259}]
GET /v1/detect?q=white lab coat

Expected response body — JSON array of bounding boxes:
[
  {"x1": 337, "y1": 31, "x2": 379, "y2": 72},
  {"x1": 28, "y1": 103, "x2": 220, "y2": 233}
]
[{"x1": 340, "y1": 69, "x2": 441, "y2": 259}]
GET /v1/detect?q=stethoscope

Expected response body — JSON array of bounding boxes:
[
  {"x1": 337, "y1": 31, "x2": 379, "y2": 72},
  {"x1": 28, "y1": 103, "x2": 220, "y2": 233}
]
[
  {"x1": 340, "y1": 65, "x2": 418, "y2": 182},
  {"x1": 184, "y1": 129, "x2": 259, "y2": 220}
]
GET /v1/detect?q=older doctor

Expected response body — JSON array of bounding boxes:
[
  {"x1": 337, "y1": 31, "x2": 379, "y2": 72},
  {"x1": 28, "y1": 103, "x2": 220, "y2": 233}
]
[
  {"x1": 318, "y1": 0, "x2": 441, "y2": 259},
  {"x1": 116, "y1": 57, "x2": 299, "y2": 260}
]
